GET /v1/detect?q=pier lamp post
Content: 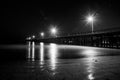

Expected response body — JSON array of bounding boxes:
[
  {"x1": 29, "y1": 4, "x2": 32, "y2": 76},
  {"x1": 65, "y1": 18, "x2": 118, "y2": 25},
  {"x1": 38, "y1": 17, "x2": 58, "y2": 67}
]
[
  {"x1": 32, "y1": 35, "x2": 35, "y2": 39},
  {"x1": 86, "y1": 14, "x2": 95, "y2": 33},
  {"x1": 26, "y1": 37, "x2": 31, "y2": 40},
  {"x1": 40, "y1": 32, "x2": 44, "y2": 39},
  {"x1": 50, "y1": 27, "x2": 57, "y2": 37}
]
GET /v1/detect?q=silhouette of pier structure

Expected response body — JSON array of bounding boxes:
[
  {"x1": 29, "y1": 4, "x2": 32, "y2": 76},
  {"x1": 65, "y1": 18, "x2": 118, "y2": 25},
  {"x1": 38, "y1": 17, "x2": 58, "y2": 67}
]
[{"x1": 28, "y1": 30, "x2": 120, "y2": 49}]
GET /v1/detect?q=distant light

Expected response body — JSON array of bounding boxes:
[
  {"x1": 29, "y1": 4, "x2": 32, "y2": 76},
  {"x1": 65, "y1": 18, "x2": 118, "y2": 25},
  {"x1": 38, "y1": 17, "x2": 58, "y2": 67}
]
[
  {"x1": 40, "y1": 32, "x2": 44, "y2": 37},
  {"x1": 85, "y1": 13, "x2": 96, "y2": 33},
  {"x1": 87, "y1": 16, "x2": 94, "y2": 22},
  {"x1": 86, "y1": 15, "x2": 94, "y2": 23},
  {"x1": 40, "y1": 32, "x2": 45, "y2": 37},
  {"x1": 32, "y1": 35, "x2": 35, "y2": 38},
  {"x1": 26, "y1": 37, "x2": 31, "y2": 40},
  {"x1": 51, "y1": 27, "x2": 57, "y2": 34}
]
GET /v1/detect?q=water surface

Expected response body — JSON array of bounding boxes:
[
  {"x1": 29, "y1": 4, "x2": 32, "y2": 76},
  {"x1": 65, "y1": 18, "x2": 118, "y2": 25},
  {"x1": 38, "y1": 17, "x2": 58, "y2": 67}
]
[{"x1": 0, "y1": 42, "x2": 120, "y2": 80}]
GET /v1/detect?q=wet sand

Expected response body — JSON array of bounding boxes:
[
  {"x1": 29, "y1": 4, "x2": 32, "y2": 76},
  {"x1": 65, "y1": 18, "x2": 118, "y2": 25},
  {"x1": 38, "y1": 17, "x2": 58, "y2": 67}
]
[{"x1": 0, "y1": 56, "x2": 120, "y2": 80}]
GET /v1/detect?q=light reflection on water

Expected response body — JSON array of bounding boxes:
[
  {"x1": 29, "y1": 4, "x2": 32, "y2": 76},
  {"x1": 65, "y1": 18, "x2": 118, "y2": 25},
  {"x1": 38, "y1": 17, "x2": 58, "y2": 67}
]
[
  {"x1": 88, "y1": 73, "x2": 94, "y2": 80},
  {"x1": 82, "y1": 49, "x2": 98, "y2": 57},
  {"x1": 31, "y1": 42, "x2": 35, "y2": 61},
  {"x1": 26, "y1": 42, "x2": 120, "y2": 80},
  {"x1": 27, "y1": 41, "x2": 97, "y2": 79},
  {"x1": 82, "y1": 49, "x2": 99, "y2": 80},
  {"x1": 49, "y1": 43, "x2": 58, "y2": 71},
  {"x1": 40, "y1": 42, "x2": 44, "y2": 65},
  {"x1": 27, "y1": 42, "x2": 31, "y2": 59},
  {"x1": 86, "y1": 57, "x2": 95, "y2": 80}
]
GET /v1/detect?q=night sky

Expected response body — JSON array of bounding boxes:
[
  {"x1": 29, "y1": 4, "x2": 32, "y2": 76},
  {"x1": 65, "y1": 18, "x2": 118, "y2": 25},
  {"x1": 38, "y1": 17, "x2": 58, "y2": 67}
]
[{"x1": 2, "y1": 0, "x2": 120, "y2": 44}]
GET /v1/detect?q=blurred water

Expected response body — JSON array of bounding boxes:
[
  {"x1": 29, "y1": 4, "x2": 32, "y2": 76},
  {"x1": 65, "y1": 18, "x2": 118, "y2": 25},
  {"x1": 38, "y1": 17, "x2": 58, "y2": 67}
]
[{"x1": 0, "y1": 42, "x2": 120, "y2": 80}]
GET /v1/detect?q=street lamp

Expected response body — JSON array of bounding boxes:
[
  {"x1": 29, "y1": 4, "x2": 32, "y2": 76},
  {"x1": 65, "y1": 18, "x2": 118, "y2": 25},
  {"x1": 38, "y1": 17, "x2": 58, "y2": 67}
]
[
  {"x1": 51, "y1": 28, "x2": 57, "y2": 34},
  {"x1": 32, "y1": 35, "x2": 35, "y2": 39},
  {"x1": 40, "y1": 32, "x2": 44, "y2": 39},
  {"x1": 26, "y1": 37, "x2": 31, "y2": 40},
  {"x1": 86, "y1": 14, "x2": 95, "y2": 33},
  {"x1": 50, "y1": 27, "x2": 57, "y2": 37}
]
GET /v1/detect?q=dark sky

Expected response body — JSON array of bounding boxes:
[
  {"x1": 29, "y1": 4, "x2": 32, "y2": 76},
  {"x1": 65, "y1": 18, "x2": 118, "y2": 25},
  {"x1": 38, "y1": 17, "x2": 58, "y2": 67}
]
[{"x1": 2, "y1": 0, "x2": 120, "y2": 44}]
